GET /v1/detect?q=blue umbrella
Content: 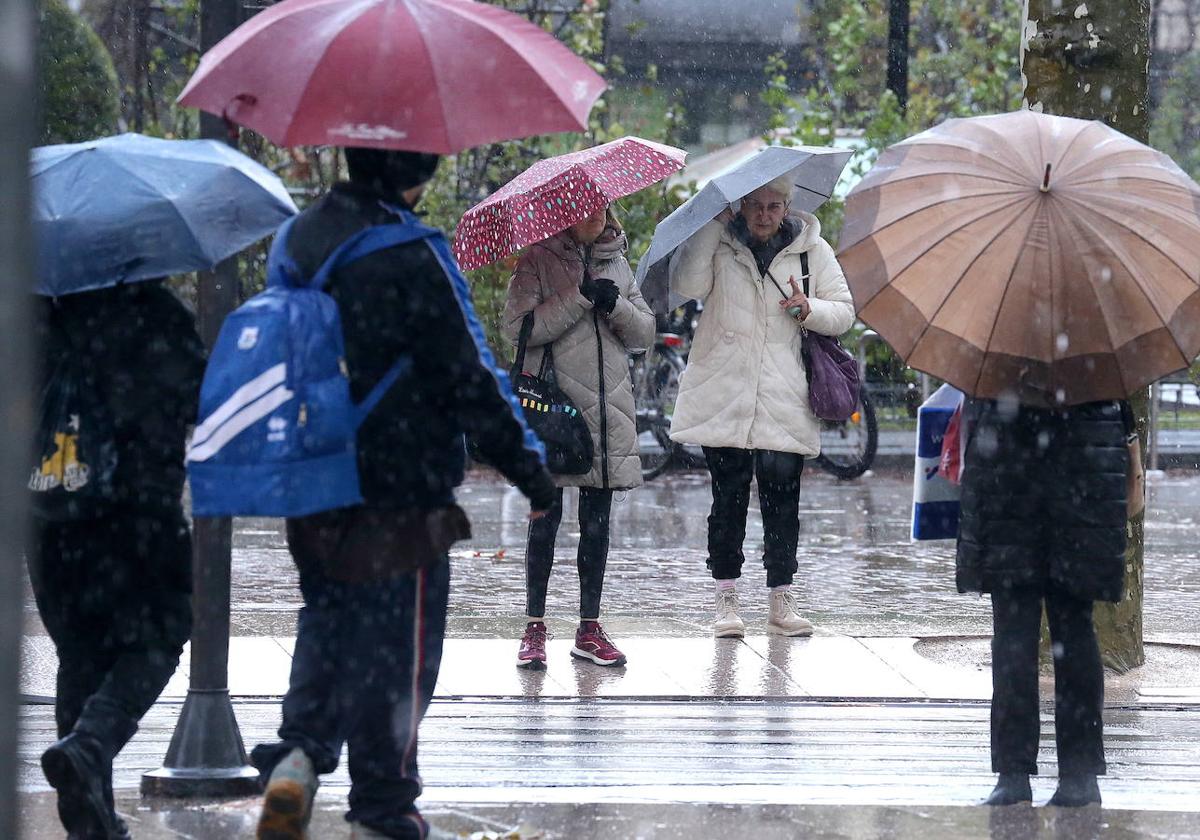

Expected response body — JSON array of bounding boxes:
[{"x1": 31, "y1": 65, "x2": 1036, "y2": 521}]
[
  {"x1": 635, "y1": 145, "x2": 853, "y2": 311},
  {"x1": 32, "y1": 133, "x2": 298, "y2": 296}
]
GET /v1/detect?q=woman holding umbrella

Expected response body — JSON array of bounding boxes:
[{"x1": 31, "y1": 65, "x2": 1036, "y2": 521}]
[
  {"x1": 455, "y1": 137, "x2": 684, "y2": 670},
  {"x1": 667, "y1": 175, "x2": 855, "y2": 639},
  {"x1": 503, "y1": 205, "x2": 654, "y2": 669}
]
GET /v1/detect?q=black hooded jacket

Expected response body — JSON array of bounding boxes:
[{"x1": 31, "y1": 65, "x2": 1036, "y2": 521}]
[{"x1": 286, "y1": 180, "x2": 555, "y2": 511}]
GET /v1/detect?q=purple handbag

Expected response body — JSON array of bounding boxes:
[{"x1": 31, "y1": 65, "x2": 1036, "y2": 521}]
[{"x1": 768, "y1": 253, "x2": 861, "y2": 422}]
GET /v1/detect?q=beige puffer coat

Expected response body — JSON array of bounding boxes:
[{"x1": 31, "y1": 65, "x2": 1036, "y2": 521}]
[
  {"x1": 668, "y1": 212, "x2": 855, "y2": 456},
  {"x1": 503, "y1": 226, "x2": 656, "y2": 489}
]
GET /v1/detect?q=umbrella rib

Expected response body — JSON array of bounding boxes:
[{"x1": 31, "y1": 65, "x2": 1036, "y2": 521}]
[
  {"x1": 1065, "y1": 202, "x2": 1193, "y2": 380},
  {"x1": 284, "y1": 3, "x2": 371, "y2": 147},
  {"x1": 1061, "y1": 194, "x2": 1199, "y2": 290},
  {"x1": 971, "y1": 203, "x2": 1046, "y2": 398},
  {"x1": 855, "y1": 166, "x2": 1029, "y2": 192},
  {"x1": 900, "y1": 200, "x2": 1037, "y2": 367},
  {"x1": 852, "y1": 193, "x2": 1033, "y2": 312}
]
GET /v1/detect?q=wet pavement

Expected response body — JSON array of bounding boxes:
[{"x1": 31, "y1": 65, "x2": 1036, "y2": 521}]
[
  {"x1": 21, "y1": 794, "x2": 1200, "y2": 840},
  {"x1": 22, "y1": 467, "x2": 1190, "y2": 641},
  {"x1": 18, "y1": 469, "x2": 1200, "y2": 837}
]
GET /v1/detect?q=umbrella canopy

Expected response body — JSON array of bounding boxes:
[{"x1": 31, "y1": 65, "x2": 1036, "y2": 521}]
[
  {"x1": 33, "y1": 132, "x2": 297, "y2": 296},
  {"x1": 453, "y1": 136, "x2": 686, "y2": 270},
  {"x1": 33, "y1": 133, "x2": 298, "y2": 297},
  {"x1": 634, "y1": 145, "x2": 853, "y2": 310},
  {"x1": 177, "y1": 0, "x2": 607, "y2": 154},
  {"x1": 839, "y1": 110, "x2": 1200, "y2": 407}
]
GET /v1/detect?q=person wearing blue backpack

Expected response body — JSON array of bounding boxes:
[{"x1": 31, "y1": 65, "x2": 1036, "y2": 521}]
[{"x1": 236, "y1": 149, "x2": 556, "y2": 840}]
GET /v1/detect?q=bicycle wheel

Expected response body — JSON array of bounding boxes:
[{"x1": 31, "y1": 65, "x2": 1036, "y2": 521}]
[
  {"x1": 634, "y1": 346, "x2": 684, "y2": 481},
  {"x1": 814, "y1": 389, "x2": 878, "y2": 480}
]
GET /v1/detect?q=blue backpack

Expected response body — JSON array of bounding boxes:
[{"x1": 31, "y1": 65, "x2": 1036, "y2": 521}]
[{"x1": 187, "y1": 212, "x2": 436, "y2": 517}]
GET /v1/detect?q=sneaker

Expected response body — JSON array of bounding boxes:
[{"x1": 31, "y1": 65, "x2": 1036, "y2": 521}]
[
  {"x1": 767, "y1": 589, "x2": 814, "y2": 636},
  {"x1": 257, "y1": 747, "x2": 317, "y2": 840},
  {"x1": 42, "y1": 733, "x2": 121, "y2": 839},
  {"x1": 713, "y1": 588, "x2": 746, "y2": 638},
  {"x1": 571, "y1": 621, "x2": 627, "y2": 666},
  {"x1": 516, "y1": 622, "x2": 549, "y2": 670}
]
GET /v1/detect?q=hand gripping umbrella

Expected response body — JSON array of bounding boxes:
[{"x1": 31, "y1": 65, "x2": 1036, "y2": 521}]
[
  {"x1": 838, "y1": 110, "x2": 1200, "y2": 407},
  {"x1": 177, "y1": 0, "x2": 607, "y2": 154}
]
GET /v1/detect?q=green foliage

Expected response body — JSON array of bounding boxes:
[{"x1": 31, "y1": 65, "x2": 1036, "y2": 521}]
[
  {"x1": 1152, "y1": 51, "x2": 1200, "y2": 181},
  {"x1": 769, "y1": 0, "x2": 1023, "y2": 242},
  {"x1": 37, "y1": 0, "x2": 121, "y2": 144}
]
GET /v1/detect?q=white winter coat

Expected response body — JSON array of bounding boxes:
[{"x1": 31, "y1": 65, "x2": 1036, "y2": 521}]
[{"x1": 668, "y1": 212, "x2": 855, "y2": 456}]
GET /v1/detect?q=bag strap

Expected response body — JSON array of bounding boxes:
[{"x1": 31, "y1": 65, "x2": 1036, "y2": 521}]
[
  {"x1": 800, "y1": 251, "x2": 810, "y2": 296},
  {"x1": 513, "y1": 312, "x2": 534, "y2": 376},
  {"x1": 512, "y1": 312, "x2": 557, "y2": 385},
  {"x1": 354, "y1": 356, "x2": 414, "y2": 428}
]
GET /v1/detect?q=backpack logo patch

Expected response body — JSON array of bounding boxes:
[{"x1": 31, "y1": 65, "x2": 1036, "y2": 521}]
[{"x1": 238, "y1": 326, "x2": 260, "y2": 350}]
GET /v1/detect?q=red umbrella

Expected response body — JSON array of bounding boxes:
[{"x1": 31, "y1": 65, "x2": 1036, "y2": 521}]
[
  {"x1": 453, "y1": 136, "x2": 686, "y2": 270},
  {"x1": 177, "y1": 0, "x2": 607, "y2": 154}
]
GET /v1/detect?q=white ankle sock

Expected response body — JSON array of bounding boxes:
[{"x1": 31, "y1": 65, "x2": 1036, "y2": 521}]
[
  {"x1": 771, "y1": 584, "x2": 792, "y2": 593},
  {"x1": 715, "y1": 579, "x2": 736, "y2": 591}
]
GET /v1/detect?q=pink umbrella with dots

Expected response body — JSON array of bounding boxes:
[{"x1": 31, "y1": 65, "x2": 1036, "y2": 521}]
[{"x1": 453, "y1": 136, "x2": 686, "y2": 270}]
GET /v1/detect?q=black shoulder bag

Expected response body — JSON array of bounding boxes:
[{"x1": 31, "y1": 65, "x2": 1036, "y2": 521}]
[{"x1": 507, "y1": 313, "x2": 594, "y2": 475}]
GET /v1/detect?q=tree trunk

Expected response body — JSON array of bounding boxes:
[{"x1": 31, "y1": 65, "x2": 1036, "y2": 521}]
[{"x1": 1021, "y1": 0, "x2": 1150, "y2": 673}]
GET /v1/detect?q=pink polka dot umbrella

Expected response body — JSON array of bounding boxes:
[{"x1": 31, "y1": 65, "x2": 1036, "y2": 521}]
[{"x1": 453, "y1": 136, "x2": 687, "y2": 270}]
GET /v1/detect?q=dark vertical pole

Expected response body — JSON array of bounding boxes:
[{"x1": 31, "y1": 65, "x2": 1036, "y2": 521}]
[
  {"x1": 0, "y1": 0, "x2": 36, "y2": 836},
  {"x1": 887, "y1": 0, "x2": 910, "y2": 113},
  {"x1": 141, "y1": 0, "x2": 258, "y2": 798}
]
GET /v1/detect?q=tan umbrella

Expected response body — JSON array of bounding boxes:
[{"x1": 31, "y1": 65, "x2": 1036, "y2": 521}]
[{"x1": 839, "y1": 110, "x2": 1200, "y2": 407}]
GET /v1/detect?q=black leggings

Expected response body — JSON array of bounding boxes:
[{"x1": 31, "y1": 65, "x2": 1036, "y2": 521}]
[{"x1": 525, "y1": 487, "x2": 613, "y2": 620}]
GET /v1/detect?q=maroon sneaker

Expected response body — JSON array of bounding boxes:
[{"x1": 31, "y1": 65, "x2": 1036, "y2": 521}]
[
  {"x1": 516, "y1": 622, "x2": 549, "y2": 670},
  {"x1": 571, "y1": 621, "x2": 627, "y2": 667}
]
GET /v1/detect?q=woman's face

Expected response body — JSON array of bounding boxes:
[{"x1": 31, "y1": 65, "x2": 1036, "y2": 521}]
[
  {"x1": 568, "y1": 206, "x2": 609, "y2": 245},
  {"x1": 739, "y1": 186, "x2": 790, "y2": 242}
]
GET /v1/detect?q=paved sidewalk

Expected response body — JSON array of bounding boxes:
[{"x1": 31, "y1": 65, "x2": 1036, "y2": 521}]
[
  {"x1": 22, "y1": 626, "x2": 1200, "y2": 706},
  {"x1": 19, "y1": 697, "x2": 1200, "y2": 837}
]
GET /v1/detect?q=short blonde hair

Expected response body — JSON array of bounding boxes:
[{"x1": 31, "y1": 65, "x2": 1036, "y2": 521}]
[{"x1": 763, "y1": 175, "x2": 794, "y2": 202}]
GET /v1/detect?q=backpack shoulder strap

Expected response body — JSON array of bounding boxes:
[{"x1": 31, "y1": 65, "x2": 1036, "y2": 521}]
[
  {"x1": 800, "y1": 251, "x2": 810, "y2": 297},
  {"x1": 309, "y1": 222, "x2": 434, "y2": 291}
]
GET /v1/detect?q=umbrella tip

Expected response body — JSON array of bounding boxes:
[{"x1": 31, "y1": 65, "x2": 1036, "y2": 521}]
[{"x1": 1040, "y1": 163, "x2": 1052, "y2": 193}]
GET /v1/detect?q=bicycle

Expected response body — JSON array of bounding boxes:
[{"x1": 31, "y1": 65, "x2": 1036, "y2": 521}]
[
  {"x1": 630, "y1": 304, "x2": 882, "y2": 482},
  {"x1": 631, "y1": 332, "x2": 689, "y2": 481},
  {"x1": 813, "y1": 388, "x2": 878, "y2": 480}
]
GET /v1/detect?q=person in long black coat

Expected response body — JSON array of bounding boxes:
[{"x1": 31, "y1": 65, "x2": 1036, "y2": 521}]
[{"x1": 956, "y1": 397, "x2": 1129, "y2": 808}]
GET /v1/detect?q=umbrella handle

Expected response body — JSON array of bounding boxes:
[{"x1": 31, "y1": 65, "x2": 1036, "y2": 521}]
[{"x1": 1041, "y1": 164, "x2": 1052, "y2": 193}]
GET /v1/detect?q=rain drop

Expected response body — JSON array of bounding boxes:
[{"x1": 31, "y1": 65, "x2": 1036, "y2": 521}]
[
  {"x1": 1056, "y1": 333, "x2": 1069, "y2": 353},
  {"x1": 1100, "y1": 266, "x2": 1113, "y2": 283},
  {"x1": 1100, "y1": 86, "x2": 1114, "y2": 103}
]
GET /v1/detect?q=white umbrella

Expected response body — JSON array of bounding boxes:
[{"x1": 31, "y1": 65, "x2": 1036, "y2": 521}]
[{"x1": 635, "y1": 144, "x2": 853, "y2": 311}]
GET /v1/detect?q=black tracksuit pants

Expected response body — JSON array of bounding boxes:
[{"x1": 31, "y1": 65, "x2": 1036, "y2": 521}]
[
  {"x1": 525, "y1": 487, "x2": 613, "y2": 620},
  {"x1": 990, "y1": 583, "x2": 1106, "y2": 777},
  {"x1": 703, "y1": 447, "x2": 804, "y2": 588},
  {"x1": 27, "y1": 512, "x2": 193, "y2": 758}
]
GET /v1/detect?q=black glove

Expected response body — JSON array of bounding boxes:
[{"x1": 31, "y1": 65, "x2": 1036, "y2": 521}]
[
  {"x1": 579, "y1": 272, "x2": 599, "y2": 302},
  {"x1": 592, "y1": 278, "x2": 620, "y2": 316}
]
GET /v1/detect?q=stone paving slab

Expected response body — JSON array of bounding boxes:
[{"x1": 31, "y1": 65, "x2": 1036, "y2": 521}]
[
  {"x1": 22, "y1": 633, "x2": 1200, "y2": 705},
  {"x1": 19, "y1": 794, "x2": 1200, "y2": 840},
  {"x1": 21, "y1": 700, "x2": 1200, "y2": 805}
]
